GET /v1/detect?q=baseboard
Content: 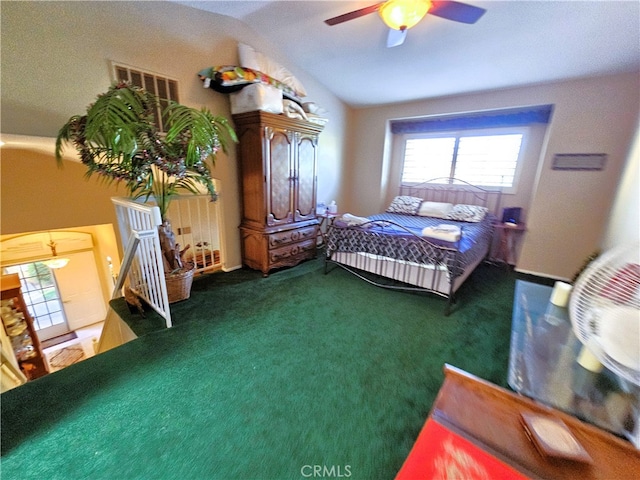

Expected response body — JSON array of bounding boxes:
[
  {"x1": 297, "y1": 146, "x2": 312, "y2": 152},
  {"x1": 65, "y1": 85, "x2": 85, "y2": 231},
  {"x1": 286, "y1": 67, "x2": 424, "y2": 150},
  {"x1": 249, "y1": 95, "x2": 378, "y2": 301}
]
[
  {"x1": 222, "y1": 264, "x2": 243, "y2": 273},
  {"x1": 514, "y1": 267, "x2": 570, "y2": 285}
]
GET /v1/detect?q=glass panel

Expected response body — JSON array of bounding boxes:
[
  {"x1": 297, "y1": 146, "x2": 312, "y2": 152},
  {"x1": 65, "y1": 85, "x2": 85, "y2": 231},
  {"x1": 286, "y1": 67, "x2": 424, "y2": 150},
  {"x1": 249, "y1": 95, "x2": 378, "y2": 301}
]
[
  {"x1": 456, "y1": 134, "x2": 523, "y2": 187},
  {"x1": 25, "y1": 291, "x2": 41, "y2": 304},
  {"x1": 509, "y1": 280, "x2": 640, "y2": 442},
  {"x1": 49, "y1": 310, "x2": 66, "y2": 326},
  {"x1": 45, "y1": 299, "x2": 62, "y2": 314},
  {"x1": 35, "y1": 314, "x2": 52, "y2": 330},
  {"x1": 33, "y1": 302, "x2": 49, "y2": 317},
  {"x1": 42, "y1": 286, "x2": 57, "y2": 300},
  {"x1": 401, "y1": 132, "x2": 524, "y2": 188},
  {"x1": 2, "y1": 261, "x2": 67, "y2": 333},
  {"x1": 402, "y1": 137, "x2": 455, "y2": 183},
  {"x1": 50, "y1": 310, "x2": 65, "y2": 325}
]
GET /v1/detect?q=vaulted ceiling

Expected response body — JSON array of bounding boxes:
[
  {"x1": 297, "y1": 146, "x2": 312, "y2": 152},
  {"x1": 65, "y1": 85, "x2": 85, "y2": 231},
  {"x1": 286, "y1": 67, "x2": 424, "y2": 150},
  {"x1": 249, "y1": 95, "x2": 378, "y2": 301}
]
[{"x1": 173, "y1": 1, "x2": 640, "y2": 107}]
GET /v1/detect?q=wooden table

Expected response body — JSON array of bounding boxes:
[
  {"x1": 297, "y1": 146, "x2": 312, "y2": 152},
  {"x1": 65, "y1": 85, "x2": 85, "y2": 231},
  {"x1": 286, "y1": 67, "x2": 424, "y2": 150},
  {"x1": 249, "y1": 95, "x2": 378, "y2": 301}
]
[{"x1": 396, "y1": 365, "x2": 640, "y2": 479}]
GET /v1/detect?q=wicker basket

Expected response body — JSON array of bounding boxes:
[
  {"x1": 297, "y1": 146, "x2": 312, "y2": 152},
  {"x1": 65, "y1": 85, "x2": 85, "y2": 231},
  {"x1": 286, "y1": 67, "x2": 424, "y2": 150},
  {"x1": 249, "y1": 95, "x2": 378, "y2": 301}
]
[{"x1": 165, "y1": 266, "x2": 195, "y2": 303}]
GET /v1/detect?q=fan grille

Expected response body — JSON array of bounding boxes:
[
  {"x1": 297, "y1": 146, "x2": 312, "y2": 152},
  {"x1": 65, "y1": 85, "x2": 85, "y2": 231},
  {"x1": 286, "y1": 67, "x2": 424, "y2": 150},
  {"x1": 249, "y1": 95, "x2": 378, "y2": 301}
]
[{"x1": 569, "y1": 243, "x2": 640, "y2": 385}]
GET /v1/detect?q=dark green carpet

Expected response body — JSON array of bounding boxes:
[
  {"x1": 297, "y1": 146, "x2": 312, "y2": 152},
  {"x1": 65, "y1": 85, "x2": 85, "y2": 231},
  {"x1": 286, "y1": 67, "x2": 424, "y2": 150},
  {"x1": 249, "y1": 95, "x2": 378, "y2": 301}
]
[{"x1": 1, "y1": 257, "x2": 517, "y2": 479}]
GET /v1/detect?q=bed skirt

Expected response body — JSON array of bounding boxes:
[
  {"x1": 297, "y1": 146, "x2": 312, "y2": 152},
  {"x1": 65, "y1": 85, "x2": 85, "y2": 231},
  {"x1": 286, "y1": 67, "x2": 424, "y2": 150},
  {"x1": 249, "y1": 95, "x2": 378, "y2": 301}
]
[{"x1": 326, "y1": 250, "x2": 484, "y2": 304}]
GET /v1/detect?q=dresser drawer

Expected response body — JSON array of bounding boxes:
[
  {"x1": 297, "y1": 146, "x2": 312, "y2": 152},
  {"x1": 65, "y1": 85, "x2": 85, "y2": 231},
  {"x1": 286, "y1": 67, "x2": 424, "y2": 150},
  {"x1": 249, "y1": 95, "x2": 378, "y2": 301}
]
[
  {"x1": 269, "y1": 238, "x2": 316, "y2": 263},
  {"x1": 268, "y1": 226, "x2": 317, "y2": 249}
]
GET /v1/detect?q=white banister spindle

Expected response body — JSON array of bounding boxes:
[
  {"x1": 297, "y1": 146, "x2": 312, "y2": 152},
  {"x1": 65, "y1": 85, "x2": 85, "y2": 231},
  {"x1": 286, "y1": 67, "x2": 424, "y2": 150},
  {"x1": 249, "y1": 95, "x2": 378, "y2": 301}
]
[
  {"x1": 111, "y1": 197, "x2": 172, "y2": 328},
  {"x1": 110, "y1": 189, "x2": 223, "y2": 328},
  {"x1": 167, "y1": 191, "x2": 223, "y2": 274}
]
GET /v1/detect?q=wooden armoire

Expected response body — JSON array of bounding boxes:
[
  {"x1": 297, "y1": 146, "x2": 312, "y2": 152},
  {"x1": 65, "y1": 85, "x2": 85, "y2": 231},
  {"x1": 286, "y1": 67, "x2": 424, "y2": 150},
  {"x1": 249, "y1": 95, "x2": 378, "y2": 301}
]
[{"x1": 233, "y1": 110, "x2": 324, "y2": 275}]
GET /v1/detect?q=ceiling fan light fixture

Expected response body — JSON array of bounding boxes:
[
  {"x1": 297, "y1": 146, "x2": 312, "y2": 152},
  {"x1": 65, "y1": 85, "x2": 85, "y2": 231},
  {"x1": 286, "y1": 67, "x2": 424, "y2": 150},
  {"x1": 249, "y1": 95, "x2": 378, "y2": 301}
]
[{"x1": 379, "y1": 0, "x2": 432, "y2": 31}]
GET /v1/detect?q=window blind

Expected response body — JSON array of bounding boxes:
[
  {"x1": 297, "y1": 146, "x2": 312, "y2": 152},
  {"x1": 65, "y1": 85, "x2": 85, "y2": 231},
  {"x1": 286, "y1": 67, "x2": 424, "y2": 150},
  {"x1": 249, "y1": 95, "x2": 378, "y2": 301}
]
[{"x1": 390, "y1": 105, "x2": 553, "y2": 135}]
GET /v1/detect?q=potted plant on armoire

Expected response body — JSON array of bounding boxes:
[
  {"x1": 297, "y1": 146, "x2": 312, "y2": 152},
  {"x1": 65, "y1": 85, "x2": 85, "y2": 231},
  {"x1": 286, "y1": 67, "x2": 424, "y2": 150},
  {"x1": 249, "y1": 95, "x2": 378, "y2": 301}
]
[{"x1": 55, "y1": 82, "x2": 236, "y2": 302}]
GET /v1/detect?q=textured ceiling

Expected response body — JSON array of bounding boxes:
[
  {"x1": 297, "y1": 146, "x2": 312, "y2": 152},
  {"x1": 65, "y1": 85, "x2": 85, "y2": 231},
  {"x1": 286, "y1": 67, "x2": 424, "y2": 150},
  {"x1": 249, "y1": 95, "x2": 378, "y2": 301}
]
[{"x1": 179, "y1": 1, "x2": 639, "y2": 106}]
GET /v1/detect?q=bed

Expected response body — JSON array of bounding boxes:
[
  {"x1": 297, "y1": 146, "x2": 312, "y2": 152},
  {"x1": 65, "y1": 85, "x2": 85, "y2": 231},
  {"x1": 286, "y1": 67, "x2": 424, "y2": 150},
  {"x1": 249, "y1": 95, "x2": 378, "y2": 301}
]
[{"x1": 324, "y1": 179, "x2": 502, "y2": 315}]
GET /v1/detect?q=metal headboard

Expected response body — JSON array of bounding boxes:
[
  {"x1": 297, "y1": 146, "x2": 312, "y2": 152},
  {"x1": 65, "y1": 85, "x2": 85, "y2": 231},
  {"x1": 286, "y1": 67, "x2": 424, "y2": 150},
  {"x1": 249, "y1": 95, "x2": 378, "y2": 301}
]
[{"x1": 398, "y1": 177, "x2": 502, "y2": 216}]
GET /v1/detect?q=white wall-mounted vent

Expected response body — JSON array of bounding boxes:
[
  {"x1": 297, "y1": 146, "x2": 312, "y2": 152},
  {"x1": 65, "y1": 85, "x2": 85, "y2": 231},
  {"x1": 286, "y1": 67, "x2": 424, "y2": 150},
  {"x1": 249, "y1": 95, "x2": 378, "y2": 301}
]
[
  {"x1": 552, "y1": 153, "x2": 607, "y2": 171},
  {"x1": 111, "y1": 62, "x2": 180, "y2": 132}
]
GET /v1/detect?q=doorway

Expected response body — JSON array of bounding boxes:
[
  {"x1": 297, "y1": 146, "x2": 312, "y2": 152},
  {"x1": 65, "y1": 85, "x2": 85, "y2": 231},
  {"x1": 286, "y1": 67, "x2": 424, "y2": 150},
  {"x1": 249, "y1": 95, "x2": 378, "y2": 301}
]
[
  {"x1": 52, "y1": 250, "x2": 107, "y2": 331},
  {"x1": 1, "y1": 228, "x2": 118, "y2": 355},
  {"x1": 3, "y1": 251, "x2": 108, "y2": 341}
]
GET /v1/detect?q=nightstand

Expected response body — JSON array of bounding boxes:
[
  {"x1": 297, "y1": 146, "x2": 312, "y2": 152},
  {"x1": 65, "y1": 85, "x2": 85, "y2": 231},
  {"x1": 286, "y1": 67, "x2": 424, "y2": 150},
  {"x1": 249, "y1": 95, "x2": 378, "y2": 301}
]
[
  {"x1": 492, "y1": 222, "x2": 526, "y2": 265},
  {"x1": 317, "y1": 212, "x2": 340, "y2": 248}
]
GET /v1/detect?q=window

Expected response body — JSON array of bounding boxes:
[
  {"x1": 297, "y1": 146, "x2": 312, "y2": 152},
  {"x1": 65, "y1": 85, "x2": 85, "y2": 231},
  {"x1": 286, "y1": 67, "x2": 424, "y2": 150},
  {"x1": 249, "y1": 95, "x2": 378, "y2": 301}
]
[
  {"x1": 112, "y1": 62, "x2": 179, "y2": 132},
  {"x1": 401, "y1": 129, "x2": 526, "y2": 188},
  {"x1": 3, "y1": 263, "x2": 67, "y2": 331},
  {"x1": 391, "y1": 105, "x2": 553, "y2": 192}
]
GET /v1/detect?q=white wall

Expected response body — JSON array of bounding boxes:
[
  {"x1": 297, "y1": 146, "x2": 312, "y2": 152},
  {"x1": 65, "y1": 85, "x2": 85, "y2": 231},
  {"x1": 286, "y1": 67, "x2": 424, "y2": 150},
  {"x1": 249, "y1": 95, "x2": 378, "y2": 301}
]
[
  {"x1": 344, "y1": 73, "x2": 639, "y2": 279},
  {"x1": 519, "y1": 74, "x2": 639, "y2": 279},
  {"x1": 0, "y1": 1, "x2": 348, "y2": 270},
  {"x1": 602, "y1": 122, "x2": 640, "y2": 250},
  {"x1": 0, "y1": 225, "x2": 120, "y2": 308},
  {"x1": 3, "y1": 2, "x2": 638, "y2": 280}
]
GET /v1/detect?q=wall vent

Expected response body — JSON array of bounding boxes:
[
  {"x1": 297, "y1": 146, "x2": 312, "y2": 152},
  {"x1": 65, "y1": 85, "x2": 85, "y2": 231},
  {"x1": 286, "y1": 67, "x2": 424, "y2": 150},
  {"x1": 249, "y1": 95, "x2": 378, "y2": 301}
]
[
  {"x1": 552, "y1": 153, "x2": 607, "y2": 171},
  {"x1": 111, "y1": 62, "x2": 179, "y2": 132}
]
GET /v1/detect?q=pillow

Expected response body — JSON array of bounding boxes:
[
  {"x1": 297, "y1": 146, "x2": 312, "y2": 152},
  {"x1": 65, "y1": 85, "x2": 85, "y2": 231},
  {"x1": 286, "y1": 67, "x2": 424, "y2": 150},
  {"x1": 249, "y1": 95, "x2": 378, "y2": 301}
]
[
  {"x1": 446, "y1": 204, "x2": 488, "y2": 222},
  {"x1": 238, "y1": 43, "x2": 307, "y2": 98},
  {"x1": 386, "y1": 196, "x2": 423, "y2": 215},
  {"x1": 418, "y1": 201, "x2": 454, "y2": 218},
  {"x1": 198, "y1": 66, "x2": 300, "y2": 100},
  {"x1": 230, "y1": 84, "x2": 283, "y2": 115}
]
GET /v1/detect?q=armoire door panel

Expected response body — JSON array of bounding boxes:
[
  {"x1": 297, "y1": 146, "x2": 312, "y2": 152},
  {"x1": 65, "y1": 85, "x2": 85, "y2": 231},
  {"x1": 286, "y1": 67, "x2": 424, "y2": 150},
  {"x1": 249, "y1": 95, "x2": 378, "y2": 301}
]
[
  {"x1": 295, "y1": 135, "x2": 317, "y2": 221},
  {"x1": 267, "y1": 128, "x2": 293, "y2": 226}
]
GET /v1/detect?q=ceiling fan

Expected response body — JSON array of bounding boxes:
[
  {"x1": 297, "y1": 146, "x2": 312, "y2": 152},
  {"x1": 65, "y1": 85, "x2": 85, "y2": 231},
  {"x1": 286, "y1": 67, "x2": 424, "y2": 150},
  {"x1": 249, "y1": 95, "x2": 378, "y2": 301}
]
[{"x1": 324, "y1": 0, "x2": 486, "y2": 48}]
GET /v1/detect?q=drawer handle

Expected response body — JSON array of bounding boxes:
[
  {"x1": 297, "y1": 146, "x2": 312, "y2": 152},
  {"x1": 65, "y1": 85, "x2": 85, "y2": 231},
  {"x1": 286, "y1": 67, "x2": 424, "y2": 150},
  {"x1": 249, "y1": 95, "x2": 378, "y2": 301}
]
[
  {"x1": 271, "y1": 236, "x2": 289, "y2": 246},
  {"x1": 273, "y1": 251, "x2": 290, "y2": 260},
  {"x1": 272, "y1": 246, "x2": 300, "y2": 261}
]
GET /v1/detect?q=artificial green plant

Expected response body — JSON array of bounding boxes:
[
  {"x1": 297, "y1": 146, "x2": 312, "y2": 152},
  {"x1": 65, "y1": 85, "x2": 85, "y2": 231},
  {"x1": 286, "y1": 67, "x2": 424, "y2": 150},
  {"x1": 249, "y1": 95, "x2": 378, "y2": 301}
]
[{"x1": 55, "y1": 82, "x2": 237, "y2": 272}]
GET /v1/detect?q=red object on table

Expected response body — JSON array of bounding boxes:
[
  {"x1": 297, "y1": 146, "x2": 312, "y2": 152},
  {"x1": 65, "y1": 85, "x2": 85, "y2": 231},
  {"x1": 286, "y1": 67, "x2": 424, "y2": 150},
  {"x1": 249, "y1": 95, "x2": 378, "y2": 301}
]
[
  {"x1": 396, "y1": 418, "x2": 530, "y2": 480},
  {"x1": 397, "y1": 365, "x2": 640, "y2": 480}
]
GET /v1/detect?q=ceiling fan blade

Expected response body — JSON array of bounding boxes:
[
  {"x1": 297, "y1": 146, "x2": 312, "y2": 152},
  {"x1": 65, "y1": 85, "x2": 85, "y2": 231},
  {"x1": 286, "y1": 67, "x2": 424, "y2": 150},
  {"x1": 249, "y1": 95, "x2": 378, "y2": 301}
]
[
  {"x1": 387, "y1": 28, "x2": 407, "y2": 48},
  {"x1": 429, "y1": 1, "x2": 486, "y2": 24},
  {"x1": 324, "y1": 2, "x2": 384, "y2": 26}
]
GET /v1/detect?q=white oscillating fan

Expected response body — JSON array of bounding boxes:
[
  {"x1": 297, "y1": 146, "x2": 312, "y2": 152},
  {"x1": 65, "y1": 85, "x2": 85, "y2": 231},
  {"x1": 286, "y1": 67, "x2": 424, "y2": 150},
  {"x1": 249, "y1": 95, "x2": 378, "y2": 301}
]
[{"x1": 569, "y1": 242, "x2": 640, "y2": 386}]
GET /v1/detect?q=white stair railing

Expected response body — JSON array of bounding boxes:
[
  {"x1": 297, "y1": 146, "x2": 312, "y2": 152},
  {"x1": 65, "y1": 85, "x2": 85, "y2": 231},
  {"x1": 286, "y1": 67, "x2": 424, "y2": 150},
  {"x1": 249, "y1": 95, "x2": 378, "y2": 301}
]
[
  {"x1": 167, "y1": 192, "x2": 223, "y2": 274},
  {"x1": 111, "y1": 197, "x2": 172, "y2": 328}
]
